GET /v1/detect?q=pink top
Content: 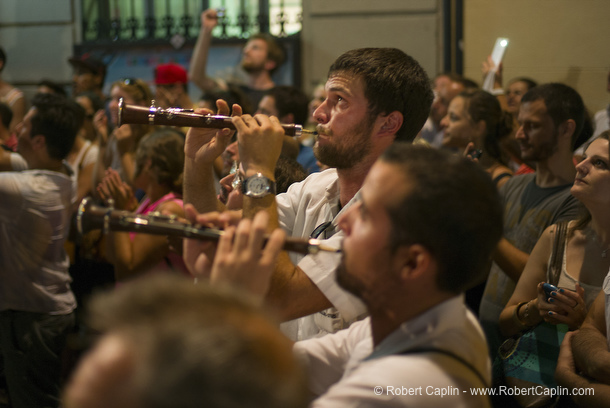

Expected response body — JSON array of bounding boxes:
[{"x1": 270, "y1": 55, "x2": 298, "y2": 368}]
[{"x1": 130, "y1": 192, "x2": 189, "y2": 275}]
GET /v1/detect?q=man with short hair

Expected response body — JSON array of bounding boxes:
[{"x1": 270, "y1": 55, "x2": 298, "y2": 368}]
[
  {"x1": 68, "y1": 53, "x2": 107, "y2": 101},
  {"x1": 0, "y1": 92, "x2": 82, "y2": 407},
  {"x1": 479, "y1": 83, "x2": 583, "y2": 356},
  {"x1": 417, "y1": 73, "x2": 466, "y2": 147},
  {"x1": 183, "y1": 47, "x2": 433, "y2": 340},
  {"x1": 189, "y1": 9, "x2": 286, "y2": 112},
  {"x1": 197, "y1": 144, "x2": 502, "y2": 407},
  {"x1": 154, "y1": 63, "x2": 195, "y2": 109},
  {"x1": 62, "y1": 274, "x2": 308, "y2": 408}
]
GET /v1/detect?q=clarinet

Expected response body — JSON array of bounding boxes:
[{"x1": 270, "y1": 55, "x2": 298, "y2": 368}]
[
  {"x1": 118, "y1": 98, "x2": 318, "y2": 138},
  {"x1": 76, "y1": 198, "x2": 340, "y2": 256}
]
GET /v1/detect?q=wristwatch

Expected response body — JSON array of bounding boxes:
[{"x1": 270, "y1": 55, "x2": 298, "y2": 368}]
[{"x1": 241, "y1": 173, "x2": 276, "y2": 198}]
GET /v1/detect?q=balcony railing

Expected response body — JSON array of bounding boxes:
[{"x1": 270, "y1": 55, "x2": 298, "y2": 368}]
[{"x1": 80, "y1": 0, "x2": 302, "y2": 45}]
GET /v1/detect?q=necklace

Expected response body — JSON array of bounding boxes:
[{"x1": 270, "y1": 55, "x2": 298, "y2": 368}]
[{"x1": 588, "y1": 227, "x2": 610, "y2": 258}]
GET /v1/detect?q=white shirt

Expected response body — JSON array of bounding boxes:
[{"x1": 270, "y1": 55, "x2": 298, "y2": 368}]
[
  {"x1": 294, "y1": 296, "x2": 491, "y2": 407},
  {"x1": 276, "y1": 168, "x2": 367, "y2": 340}
]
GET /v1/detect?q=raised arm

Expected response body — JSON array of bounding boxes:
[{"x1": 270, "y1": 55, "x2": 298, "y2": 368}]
[
  {"x1": 183, "y1": 100, "x2": 237, "y2": 213},
  {"x1": 235, "y1": 114, "x2": 333, "y2": 320},
  {"x1": 493, "y1": 237, "x2": 530, "y2": 282},
  {"x1": 189, "y1": 9, "x2": 227, "y2": 93}
]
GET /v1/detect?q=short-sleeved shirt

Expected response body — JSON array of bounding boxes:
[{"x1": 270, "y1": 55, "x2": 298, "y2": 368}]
[
  {"x1": 479, "y1": 173, "x2": 579, "y2": 354},
  {"x1": 0, "y1": 165, "x2": 77, "y2": 314}
]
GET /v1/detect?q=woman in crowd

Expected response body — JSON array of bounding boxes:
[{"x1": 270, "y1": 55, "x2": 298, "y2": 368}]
[
  {"x1": 441, "y1": 89, "x2": 514, "y2": 188},
  {"x1": 499, "y1": 130, "x2": 610, "y2": 343},
  {"x1": 93, "y1": 78, "x2": 153, "y2": 190},
  {"x1": 98, "y1": 128, "x2": 188, "y2": 281}
]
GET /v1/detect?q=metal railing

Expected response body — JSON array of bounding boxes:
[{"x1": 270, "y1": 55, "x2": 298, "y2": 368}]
[{"x1": 80, "y1": 0, "x2": 302, "y2": 45}]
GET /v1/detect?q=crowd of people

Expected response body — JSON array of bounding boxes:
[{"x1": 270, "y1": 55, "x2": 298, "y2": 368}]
[{"x1": 1, "y1": 7, "x2": 610, "y2": 408}]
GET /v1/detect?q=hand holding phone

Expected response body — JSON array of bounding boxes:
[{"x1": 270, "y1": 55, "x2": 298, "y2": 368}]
[{"x1": 542, "y1": 282, "x2": 558, "y2": 297}]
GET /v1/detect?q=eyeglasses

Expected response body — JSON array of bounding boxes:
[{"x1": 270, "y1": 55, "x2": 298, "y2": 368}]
[{"x1": 310, "y1": 221, "x2": 333, "y2": 239}]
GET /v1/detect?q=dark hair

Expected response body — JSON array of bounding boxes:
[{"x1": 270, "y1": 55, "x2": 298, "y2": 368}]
[
  {"x1": 521, "y1": 83, "x2": 585, "y2": 148},
  {"x1": 573, "y1": 108, "x2": 594, "y2": 152},
  {"x1": 460, "y1": 77, "x2": 480, "y2": 90},
  {"x1": 75, "y1": 90, "x2": 105, "y2": 113},
  {"x1": 328, "y1": 48, "x2": 433, "y2": 143},
  {"x1": 249, "y1": 33, "x2": 286, "y2": 75},
  {"x1": 37, "y1": 79, "x2": 67, "y2": 97},
  {"x1": 274, "y1": 156, "x2": 307, "y2": 194},
  {"x1": 0, "y1": 102, "x2": 12, "y2": 129},
  {"x1": 509, "y1": 77, "x2": 537, "y2": 91},
  {"x1": 459, "y1": 89, "x2": 512, "y2": 163},
  {"x1": 571, "y1": 130, "x2": 610, "y2": 233},
  {"x1": 30, "y1": 93, "x2": 83, "y2": 160},
  {"x1": 265, "y1": 86, "x2": 309, "y2": 125},
  {"x1": 86, "y1": 274, "x2": 308, "y2": 408},
  {"x1": 381, "y1": 144, "x2": 503, "y2": 293},
  {"x1": 135, "y1": 128, "x2": 185, "y2": 195},
  {"x1": 0, "y1": 47, "x2": 5, "y2": 72},
  {"x1": 200, "y1": 85, "x2": 252, "y2": 114}
]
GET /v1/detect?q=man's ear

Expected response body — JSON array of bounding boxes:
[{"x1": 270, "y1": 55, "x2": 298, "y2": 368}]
[
  {"x1": 264, "y1": 60, "x2": 277, "y2": 73},
  {"x1": 558, "y1": 119, "x2": 576, "y2": 143},
  {"x1": 31, "y1": 134, "x2": 46, "y2": 151},
  {"x1": 395, "y1": 244, "x2": 431, "y2": 282},
  {"x1": 377, "y1": 111, "x2": 403, "y2": 138}
]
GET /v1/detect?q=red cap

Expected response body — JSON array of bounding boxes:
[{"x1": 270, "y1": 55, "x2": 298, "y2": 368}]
[{"x1": 154, "y1": 63, "x2": 188, "y2": 85}]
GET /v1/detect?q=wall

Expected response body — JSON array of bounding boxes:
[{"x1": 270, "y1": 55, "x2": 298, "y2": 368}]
[
  {"x1": 463, "y1": 0, "x2": 610, "y2": 114},
  {"x1": 300, "y1": 0, "x2": 442, "y2": 94},
  {"x1": 0, "y1": 0, "x2": 78, "y2": 97}
]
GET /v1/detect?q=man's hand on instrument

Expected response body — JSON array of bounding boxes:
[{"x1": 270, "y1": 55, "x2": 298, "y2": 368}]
[
  {"x1": 233, "y1": 114, "x2": 284, "y2": 177},
  {"x1": 184, "y1": 99, "x2": 242, "y2": 164},
  {"x1": 210, "y1": 211, "x2": 286, "y2": 302}
]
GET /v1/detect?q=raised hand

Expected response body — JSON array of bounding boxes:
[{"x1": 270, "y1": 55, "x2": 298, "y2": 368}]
[
  {"x1": 201, "y1": 8, "x2": 220, "y2": 31},
  {"x1": 233, "y1": 114, "x2": 285, "y2": 176},
  {"x1": 210, "y1": 211, "x2": 286, "y2": 301},
  {"x1": 184, "y1": 100, "x2": 241, "y2": 164}
]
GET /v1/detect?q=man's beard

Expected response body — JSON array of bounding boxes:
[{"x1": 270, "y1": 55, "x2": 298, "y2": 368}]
[
  {"x1": 241, "y1": 60, "x2": 265, "y2": 74},
  {"x1": 314, "y1": 116, "x2": 374, "y2": 169},
  {"x1": 335, "y1": 254, "x2": 365, "y2": 299},
  {"x1": 522, "y1": 131, "x2": 558, "y2": 161}
]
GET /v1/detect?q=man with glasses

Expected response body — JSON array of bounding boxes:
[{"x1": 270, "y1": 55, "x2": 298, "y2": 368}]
[{"x1": 183, "y1": 47, "x2": 433, "y2": 340}]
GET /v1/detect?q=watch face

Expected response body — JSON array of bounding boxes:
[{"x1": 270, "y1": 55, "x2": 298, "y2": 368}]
[
  {"x1": 243, "y1": 174, "x2": 274, "y2": 198},
  {"x1": 249, "y1": 177, "x2": 270, "y2": 194}
]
